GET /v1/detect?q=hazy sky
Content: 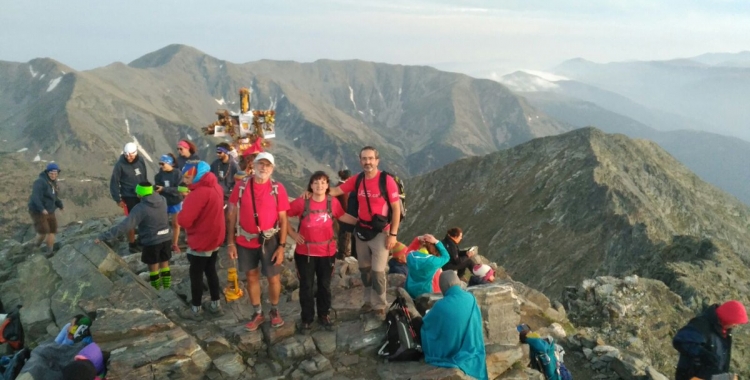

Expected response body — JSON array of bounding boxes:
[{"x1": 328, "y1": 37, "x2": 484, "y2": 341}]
[{"x1": 2, "y1": 0, "x2": 749, "y2": 77}]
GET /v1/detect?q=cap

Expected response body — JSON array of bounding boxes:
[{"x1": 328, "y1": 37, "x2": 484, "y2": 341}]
[
  {"x1": 46, "y1": 162, "x2": 61, "y2": 173},
  {"x1": 123, "y1": 142, "x2": 138, "y2": 154},
  {"x1": 254, "y1": 152, "x2": 275, "y2": 166}
]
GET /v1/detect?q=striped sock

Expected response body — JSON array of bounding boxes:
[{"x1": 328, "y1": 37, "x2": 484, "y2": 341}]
[
  {"x1": 149, "y1": 271, "x2": 162, "y2": 289},
  {"x1": 160, "y1": 267, "x2": 171, "y2": 289}
]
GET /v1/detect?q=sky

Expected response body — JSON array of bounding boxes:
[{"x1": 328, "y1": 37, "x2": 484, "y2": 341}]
[{"x1": 2, "y1": 0, "x2": 750, "y2": 78}]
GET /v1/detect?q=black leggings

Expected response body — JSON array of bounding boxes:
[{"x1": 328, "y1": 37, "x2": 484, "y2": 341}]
[
  {"x1": 188, "y1": 252, "x2": 221, "y2": 307},
  {"x1": 295, "y1": 253, "x2": 335, "y2": 323},
  {"x1": 442, "y1": 255, "x2": 475, "y2": 278}
]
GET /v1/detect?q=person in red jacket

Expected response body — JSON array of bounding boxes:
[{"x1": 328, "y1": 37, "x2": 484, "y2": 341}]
[
  {"x1": 178, "y1": 161, "x2": 226, "y2": 321},
  {"x1": 287, "y1": 171, "x2": 357, "y2": 330}
]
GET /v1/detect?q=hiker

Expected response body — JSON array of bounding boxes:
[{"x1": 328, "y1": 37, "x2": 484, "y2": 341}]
[
  {"x1": 210, "y1": 142, "x2": 239, "y2": 206},
  {"x1": 54, "y1": 315, "x2": 93, "y2": 346},
  {"x1": 421, "y1": 271, "x2": 488, "y2": 380},
  {"x1": 404, "y1": 234, "x2": 450, "y2": 299},
  {"x1": 61, "y1": 342, "x2": 106, "y2": 380},
  {"x1": 441, "y1": 227, "x2": 476, "y2": 278},
  {"x1": 469, "y1": 264, "x2": 496, "y2": 286},
  {"x1": 227, "y1": 152, "x2": 290, "y2": 331},
  {"x1": 519, "y1": 324, "x2": 571, "y2": 380},
  {"x1": 387, "y1": 240, "x2": 409, "y2": 276},
  {"x1": 28, "y1": 162, "x2": 64, "y2": 258},
  {"x1": 335, "y1": 169, "x2": 355, "y2": 259},
  {"x1": 286, "y1": 171, "x2": 357, "y2": 330},
  {"x1": 176, "y1": 139, "x2": 200, "y2": 171},
  {"x1": 154, "y1": 153, "x2": 183, "y2": 253},
  {"x1": 673, "y1": 300, "x2": 748, "y2": 380},
  {"x1": 326, "y1": 146, "x2": 402, "y2": 316},
  {"x1": 109, "y1": 142, "x2": 148, "y2": 253},
  {"x1": 178, "y1": 161, "x2": 226, "y2": 320},
  {"x1": 97, "y1": 181, "x2": 172, "y2": 289}
]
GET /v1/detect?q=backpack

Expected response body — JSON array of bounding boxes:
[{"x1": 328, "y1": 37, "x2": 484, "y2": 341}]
[
  {"x1": 377, "y1": 295, "x2": 422, "y2": 361},
  {"x1": 353, "y1": 171, "x2": 406, "y2": 222},
  {"x1": 531, "y1": 337, "x2": 572, "y2": 380},
  {"x1": 0, "y1": 306, "x2": 24, "y2": 351}
]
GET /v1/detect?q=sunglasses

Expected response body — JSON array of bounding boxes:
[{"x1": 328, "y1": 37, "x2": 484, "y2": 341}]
[
  {"x1": 159, "y1": 162, "x2": 168, "y2": 166},
  {"x1": 177, "y1": 147, "x2": 185, "y2": 151}
]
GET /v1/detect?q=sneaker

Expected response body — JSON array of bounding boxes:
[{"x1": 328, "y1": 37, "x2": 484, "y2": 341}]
[
  {"x1": 318, "y1": 315, "x2": 334, "y2": 329},
  {"x1": 171, "y1": 244, "x2": 181, "y2": 254},
  {"x1": 298, "y1": 321, "x2": 313, "y2": 332},
  {"x1": 180, "y1": 307, "x2": 203, "y2": 322},
  {"x1": 205, "y1": 302, "x2": 224, "y2": 317},
  {"x1": 245, "y1": 312, "x2": 265, "y2": 331},
  {"x1": 360, "y1": 303, "x2": 372, "y2": 313},
  {"x1": 270, "y1": 309, "x2": 284, "y2": 328},
  {"x1": 43, "y1": 248, "x2": 55, "y2": 259}
]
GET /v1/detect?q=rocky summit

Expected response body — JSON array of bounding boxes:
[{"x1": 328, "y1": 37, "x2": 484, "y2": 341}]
[{"x1": 0, "y1": 217, "x2": 594, "y2": 380}]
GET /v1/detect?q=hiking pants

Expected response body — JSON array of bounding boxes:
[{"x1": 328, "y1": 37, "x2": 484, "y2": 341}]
[
  {"x1": 294, "y1": 253, "x2": 335, "y2": 323},
  {"x1": 356, "y1": 232, "x2": 389, "y2": 310},
  {"x1": 442, "y1": 255, "x2": 475, "y2": 278},
  {"x1": 188, "y1": 251, "x2": 221, "y2": 307}
]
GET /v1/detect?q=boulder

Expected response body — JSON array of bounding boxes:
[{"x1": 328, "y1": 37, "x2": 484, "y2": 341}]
[
  {"x1": 336, "y1": 320, "x2": 383, "y2": 353},
  {"x1": 20, "y1": 299, "x2": 53, "y2": 345},
  {"x1": 376, "y1": 361, "x2": 472, "y2": 380},
  {"x1": 312, "y1": 330, "x2": 337, "y2": 354},
  {"x1": 270, "y1": 335, "x2": 316, "y2": 363},
  {"x1": 212, "y1": 352, "x2": 246, "y2": 377},
  {"x1": 468, "y1": 284, "x2": 520, "y2": 346},
  {"x1": 485, "y1": 344, "x2": 524, "y2": 379},
  {"x1": 297, "y1": 353, "x2": 332, "y2": 375}
]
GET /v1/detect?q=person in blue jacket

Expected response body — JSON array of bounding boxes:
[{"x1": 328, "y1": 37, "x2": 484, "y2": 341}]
[
  {"x1": 404, "y1": 234, "x2": 450, "y2": 299},
  {"x1": 421, "y1": 270, "x2": 488, "y2": 380},
  {"x1": 28, "y1": 162, "x2": 64, "y2": 257}
]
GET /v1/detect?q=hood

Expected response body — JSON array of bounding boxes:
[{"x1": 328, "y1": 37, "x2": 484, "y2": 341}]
[
  {"x1": 189, "y1": 171, "x2": 219, "y2": 190},
  {"x1": 39, "y1": 171, "x2": 55, "y2": 182},
  {"x1": 140, "y1": 193, "x2": 165, "y2": 208}
]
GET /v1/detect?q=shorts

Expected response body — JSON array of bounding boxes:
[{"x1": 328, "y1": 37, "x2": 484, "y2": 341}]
[
  {"x1": 141, "y1": 240, "x2": 172, "y2": 265},
  {"x1": 122, "y1": 196, "x2": 140, "y2": 213},
  {"x1": 167, "y1": 203, "x2": 183, "y2": 214},
  {"x1": 30, "y1": 211, "x2": 57, "y2": 234},
  {"x1": 237, "y1": 236, "x2": 282, "y2": 277}
]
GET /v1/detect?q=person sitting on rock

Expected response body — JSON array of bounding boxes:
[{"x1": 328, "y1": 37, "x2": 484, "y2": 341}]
[
  {"x1": 387, "y1": 240, "x2": 409, "y2": 276},
  {"x1": 441, "y1": 227, "x2": 476, "y2": 279},
  {"x1": 178, "y1": 161, "x2": 226, "y2": 321},
  {"x1": 54, "y1": 315, "x2": 93, "y2": 346},
  {"x1": 28, "y1": 162, "x2": 64, "y2": 258},
  {"x1": 673, "y1": 300, "x2": 748, "y2": 380},
  {"x1": 286, "y1": 171, "x2": 357, "y2": 330},
  {"x1": 96, "y1": 182, "x2": 173, "y2": 291},
  {"x1": 61, "y1": 342, "x2": 107, "y2": 380},
  {"x1": 404, "y1": 234, "x2": 450, "y2": 299},
  {"x1": 421, "y1": 270, "x2": 487, "y2": 380},
  {"x1": 468, "y1": 264, "x2": 496, "y2": 287}
]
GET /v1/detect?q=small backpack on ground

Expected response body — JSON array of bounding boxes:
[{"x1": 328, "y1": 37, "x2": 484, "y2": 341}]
[
  {"x1": 531, "y1": 336, "x2": 573, "y2": 380},
  {"x1": 377, "y1": 295, "x2": 422, "y2": 361},
  {"x1": 353, "y1": 171, "x2": 406, "y2": 222},
  {"x1": 0, "y1": 306, "x2": 24, "y2": 352}
]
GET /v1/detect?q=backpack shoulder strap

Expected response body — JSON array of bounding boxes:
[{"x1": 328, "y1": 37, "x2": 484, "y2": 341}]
[
  {"x1": 355, "y1": 172, "x2": 365, "y2": 194},
  {"x1": 301, "y1": 197, "x2": 311, "y2": 221},
  {"x1": 327, "y1": 195, "x2": 332, "y2": 218}
]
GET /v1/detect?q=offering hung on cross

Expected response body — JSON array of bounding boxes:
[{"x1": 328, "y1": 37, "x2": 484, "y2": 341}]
[{"x1": 202, "y1": 87, "x2": 276, "y2": 157}]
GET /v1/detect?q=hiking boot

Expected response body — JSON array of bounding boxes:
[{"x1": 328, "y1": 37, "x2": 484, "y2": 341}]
[
  {"x1": 171, "y1": 244, "x2": 181, "y2": 254},
  {"x1": 270, "y1": 309, "x2": 284, "y2": 328},
  {"x1": 245, "y1": 312, "x2": 265, "y2": 332},
  {"x1": 318, "y1": 315, "x2": 335, "y2": 329},
  {"x1": 43, "y1": 248, "x2": 55, "y2": 259},
  {"x1": 204, "y1": 301, "x2": 224, "y2": 317},
  {"x1": 180, "y1": 307, "x2": 203, "y2": 322},
  {"x1": 298, "y1": 320, "x2": 313, "y2": 332},
  {"x1": 360, "y1": 303, "x2": 372, "y2": 313}
]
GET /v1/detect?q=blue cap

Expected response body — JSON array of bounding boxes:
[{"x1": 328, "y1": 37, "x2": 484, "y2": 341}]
[
  {"x1": 159, "y1": 154, "x2": 175, "y2": 166},
  {"x1": 46, "y1": 162, "x2": 60, "y2": 172}
]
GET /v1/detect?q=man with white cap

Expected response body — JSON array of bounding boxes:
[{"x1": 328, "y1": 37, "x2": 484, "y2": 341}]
[
  {"x1": 227, "y1": 152, "x2": 290, "y2": 331},
  {"x1": 110, "y1": 142, "x2": 149, "y2": 252}
]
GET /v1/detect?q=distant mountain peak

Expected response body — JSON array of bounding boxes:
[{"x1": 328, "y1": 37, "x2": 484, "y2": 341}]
[
  {"x1": 128, "y1": 44, "x2": 214, "y2": 69},
  {"x1": 499, "y1": 70, "x2": 561, "y2": 92}
]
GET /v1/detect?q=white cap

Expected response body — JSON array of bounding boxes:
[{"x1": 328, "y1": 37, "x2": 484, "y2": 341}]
[
  {"x1": 472, "y1": 264, "x2": 492, "y2": 277},
  {"x1": 123, "y1": 142, "x2": 138, "y2": 154},
  {"x1": 253, "y1": 152, "x2": 275, "y2": 166}
]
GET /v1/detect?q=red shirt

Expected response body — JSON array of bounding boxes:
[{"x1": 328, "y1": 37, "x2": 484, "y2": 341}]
[
  {"x1": 339, "y1": 171, "x2": 399, "y2": 223},
  {"x1": 288, "y1": 196, "x2": 345, "y2": 257},
  {"x1": 229, "y1": 178, "x2": 290, "y2": 248}
]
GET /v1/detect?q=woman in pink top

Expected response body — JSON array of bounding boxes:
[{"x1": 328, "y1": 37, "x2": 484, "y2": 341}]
[{"x1": 287, "y1": 171, "x2": 356, "y2": 330}]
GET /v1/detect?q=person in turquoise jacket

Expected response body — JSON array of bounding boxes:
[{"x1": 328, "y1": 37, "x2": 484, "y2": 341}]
[
  {"x1": 421, "y1": 270, "x2": 488, "y2": 380},
  {"x1": 404, "y1": 234, "x2": 450, "y2": 299},
  {"x1": 519, "y1": 324, "x2": 562, "y2": 380}
]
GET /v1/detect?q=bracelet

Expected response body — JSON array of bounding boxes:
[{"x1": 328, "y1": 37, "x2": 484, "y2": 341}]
[
  {"x1": 227, "y1": 244, "x2": 235, "y2": 247},
  {"x1": 389, "y1": 232, "x2": 398, "y2": 237}
]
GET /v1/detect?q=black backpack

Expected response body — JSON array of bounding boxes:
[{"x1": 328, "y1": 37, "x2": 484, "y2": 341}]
[
  {"x1": 352, "y1": 171, "x2": 406, "y2": 222},
  {"x1": 377, "y1": 296, "x2": 422, "y2": 361},
  {"x1": 0, "y1": 306, "x2": 23, "y2": 351}
]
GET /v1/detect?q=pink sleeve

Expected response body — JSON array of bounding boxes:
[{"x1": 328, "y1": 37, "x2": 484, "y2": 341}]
[
  {"x1": 385, "y1": 176, "x2": 400, "y2": 203},
  {"x1": 276, "y1": 183, "x2": 290, "y2": 212},
  {"x1": 331, "y1": 197, "x2": 345, "y2": 218},
  {"x1": 339, "y1": 175, "x2": 356, "y2": 193},
  {"x1": 288, "y1": 197, "x2": 304, "y2": 217}
]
